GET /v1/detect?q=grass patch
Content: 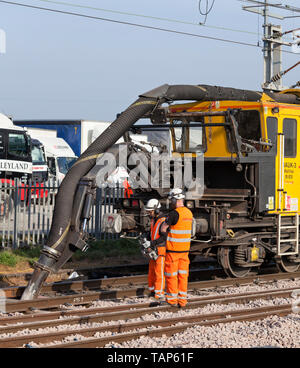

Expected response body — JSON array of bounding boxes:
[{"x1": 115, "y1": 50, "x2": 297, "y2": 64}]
[
  {"x1": 14, "y1": 246, "x2": 41, "y2": 260},
  {"x1": 0, "y1": 251, "x2": 18, "y2": 267},
  {"x1": 72, "y1": 238, "x2": 140, "y2": 262},
  {"x1": 0, "y1": 238, "x2": 141, "y2": 271},
  {"x1": 0, "y1": 246, "x2": 41, "y2": 269}
]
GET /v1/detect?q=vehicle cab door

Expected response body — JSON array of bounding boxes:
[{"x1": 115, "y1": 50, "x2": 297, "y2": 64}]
[
  {"x1": 6, "y1": 129, "x2": 32, "y2": 181},
  {"x1": 0, "y1": 129, "x2": 8, "y2": 180}
]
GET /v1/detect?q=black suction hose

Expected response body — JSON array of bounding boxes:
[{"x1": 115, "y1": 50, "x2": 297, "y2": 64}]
[{"x1": 21, "y1": 94, "x2": 159, "y2": 300}]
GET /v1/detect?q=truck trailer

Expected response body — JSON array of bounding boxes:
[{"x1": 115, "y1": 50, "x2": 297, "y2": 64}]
[{"x1": 14, "y1": 120, "x2": 113, "y2": 157}]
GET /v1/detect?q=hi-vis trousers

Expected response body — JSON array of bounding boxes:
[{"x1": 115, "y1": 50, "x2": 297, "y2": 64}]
[
  {"x1": 164, "y1": 252, "x2": 189, "y2": 307},
  {"x1": 148, "y1": 255, "x2": 165, "y2": 299}
]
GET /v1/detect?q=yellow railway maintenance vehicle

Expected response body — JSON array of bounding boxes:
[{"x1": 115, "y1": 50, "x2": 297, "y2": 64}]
[
  {"x1": 21, "y1": 84, "x2": 300, "y2": 300},
  {"x1": 163, "y1": 88, "x2": 300, "y2": 277}
]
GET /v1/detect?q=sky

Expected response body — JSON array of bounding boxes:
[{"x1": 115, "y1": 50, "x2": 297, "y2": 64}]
[{"x1": 0, "y1": 0, "x2": 299, "y2": 121}]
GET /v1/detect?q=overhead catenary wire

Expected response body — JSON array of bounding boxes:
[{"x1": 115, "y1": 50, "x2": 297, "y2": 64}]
[
  {"x1": 198, "y1": 0, "x2": 215, "y2": 16},
  {"x1": 0, "y1": 0, "x2": 297, "y2": 56},
  {"x1": 198, "y1": 0, "x2": 215, "y2": 25},
  {"x1": 31, "y1": 0, "x2": 259, "y2": 36},
  {"x1": 0, "y1": 0, "x2": 260, "y2": 48}
]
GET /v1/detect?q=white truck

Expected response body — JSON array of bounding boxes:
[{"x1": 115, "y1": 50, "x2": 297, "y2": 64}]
[
  {"x1": 30, "y1": 138, "x2": 48, "y2": 182},
  {"x1": 23, "y1": 128, "x2": 77, "y2": 183},
  {"x1": 41, "y1": 137, "x2": 77, "y2": 183}
]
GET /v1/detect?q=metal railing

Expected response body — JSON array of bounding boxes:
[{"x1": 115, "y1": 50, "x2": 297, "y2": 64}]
[{"x1": 0, "y1": 179, "x2": 124, "y2": 249}]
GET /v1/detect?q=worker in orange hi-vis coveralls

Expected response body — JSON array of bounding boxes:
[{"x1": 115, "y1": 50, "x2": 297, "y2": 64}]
[
  {"x1": 163, "y1": 188, "x2": 193, "y2": 308},
  {"x1": 143, "y1": 199, "x2": 167, "y2": 300}
]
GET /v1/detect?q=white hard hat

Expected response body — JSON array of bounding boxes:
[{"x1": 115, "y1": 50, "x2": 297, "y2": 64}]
[
  {"x1": 168, "y1": 188, "x2": 185, "y2": 200},
  {"x1": 145, "y1": 198, "x2": 161, "y2": 211}
]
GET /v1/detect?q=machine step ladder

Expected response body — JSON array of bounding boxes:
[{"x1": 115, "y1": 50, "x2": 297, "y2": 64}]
[{"x1": 277, "y1": 213, "x2": 299, "y2": 256}]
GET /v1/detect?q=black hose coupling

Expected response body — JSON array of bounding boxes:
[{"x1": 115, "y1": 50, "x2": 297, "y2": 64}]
[{"x1": 33, "y1": 246, "x2": 62, "y2": 273}]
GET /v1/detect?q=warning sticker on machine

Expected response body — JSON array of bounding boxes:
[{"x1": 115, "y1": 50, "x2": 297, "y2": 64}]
[
  {"x1": 290, "y1": 197, "x2": 298, "y2": 211},
  {"x1": 285, "y1": 196, "x2": 298, "y2": 211},
  {"x1": 268, "y1": 196, "x2": 274, "y2": 210},
  {"x1": 284, "y1": 162, "x2": 296, "y2": 184}
]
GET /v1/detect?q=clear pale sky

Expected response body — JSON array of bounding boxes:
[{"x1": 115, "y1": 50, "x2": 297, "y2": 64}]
[{"x1": 0, "y1": 0, "x2": 299, "y2": 121}]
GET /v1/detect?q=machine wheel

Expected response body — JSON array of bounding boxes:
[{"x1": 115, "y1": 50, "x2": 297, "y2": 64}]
[
  {"x1": 276, "y1": 256, "x2": 300, "y2": 273},
  {"x1": 218, "y1": 247, "x2": 252, "y2": 278}
]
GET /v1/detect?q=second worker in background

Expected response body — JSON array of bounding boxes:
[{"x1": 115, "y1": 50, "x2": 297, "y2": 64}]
[
  {"x1": 144, "y1": 199, "x2": 167, "y2": 301},
  {"x1": 162, "y1": 188, "x2": 193, "y2": 308}
]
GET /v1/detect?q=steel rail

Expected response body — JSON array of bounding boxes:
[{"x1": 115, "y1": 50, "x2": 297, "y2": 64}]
[
  {"x1": 2, "y1": 270, "x2": 300, "y2": 313},
  {"x1": 0, "y1": 286, "x2": 297, "y2": 346},
  {"x1": 1, "y1": 264, "x2": 297, "y2": 299},
  {"x1": 25, "y1": 304, "x2": 294, "y2": 348},
  {"x1": 1, "y1": 267, "x2": 223, "y2": 298},
  {"x1": 0, "y1": 284, "x2": 297, "y2": 326}
]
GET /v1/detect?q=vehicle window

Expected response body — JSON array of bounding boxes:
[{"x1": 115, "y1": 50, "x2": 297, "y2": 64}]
[
  {"x1": 283, "y1": 118, "x2": 297, "y2": 158},
  {"x1": 266, "y1": 117, "x2": 278, "y2": 152},
  {"x1": 237, "y1": 110, "x2": 261, "y2": 141},
  {"x1": 32, "y1": 145, "x2": 46, "y2": 164},
  {"x1": 0, "y1": 132, "x2": 4, "y2": 157},
  {"x1": 57, "y1": 157, "x2": 77, "y2": 175},
  {"x1": 8, "y1": 133, "x2": 29, "y2": 158},
  {"x1": 47, "y1": 157, "x2": 56, "y2": 175},
  {"x1": 189, "y1": 126, "x2": 204, "y2": 152},
  {"x1": 171, "y1": 120, "x2": 205, "y2": 153},
  {"x1": 141, "y1": 130, "x2": 171, "y2": 152},
  {"x1": 173, "y1": 126, "x2": 184, "y2": 152}
]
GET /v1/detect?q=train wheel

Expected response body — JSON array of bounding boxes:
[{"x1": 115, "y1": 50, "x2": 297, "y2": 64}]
[
  {"x1": 218, "y1": 247, "x2": 252, "y2": 278},
  {"x1": 276, "y1": 256, "x2": 300, "y2": 273}
]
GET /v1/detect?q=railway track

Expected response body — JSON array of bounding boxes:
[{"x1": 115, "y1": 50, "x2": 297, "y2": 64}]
[
  {"x1": 0, "y1": 265, "x2": 299, "y2": 348},
  {"x1": 1, "y1": 269, "x2": 299, "y2": 313},
  {"x1": 0, "y1": 259, "x2": 219, "y2": 287},
  {"x1": 45, "y1": 304, "x2": 294, "y2": 348},
  {"x1": 0, "y1": 269, "x2": 298, "y2": 313},
  {"x1": 0, "y1": 286, "x2": 297, "y2": 348},
  {"x1": 2, "y1": 267, "x2": 224, "y2": 299}
]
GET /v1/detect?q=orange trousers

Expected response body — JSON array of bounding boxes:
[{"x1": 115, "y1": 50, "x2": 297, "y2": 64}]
[
  {"x1": 164, "y1": 252, "x2": 189, "y2": 307},
  {"x1": 148, "y1": 255, "x2": 165, "y2": 299}
]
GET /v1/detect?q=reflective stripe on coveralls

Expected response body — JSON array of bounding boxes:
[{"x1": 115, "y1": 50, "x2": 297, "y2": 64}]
[
  {"x1": 165, "y1": 207, "x2": 193, "y2": 306},
  {"x1": 148, "y1": 217, "x2": 166, "y2": 298},
  {"x1": 166, "y1": 207, "x2": 193, "y2": 252}
]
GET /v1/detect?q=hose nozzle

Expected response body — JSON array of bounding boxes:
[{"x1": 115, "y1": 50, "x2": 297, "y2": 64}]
[
  {"x1": 21, "y1": 268, "x2": 49, "y2": 300},
  {"x1": 21, "y1": 246, "x2": 61, "y2": 300}
]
